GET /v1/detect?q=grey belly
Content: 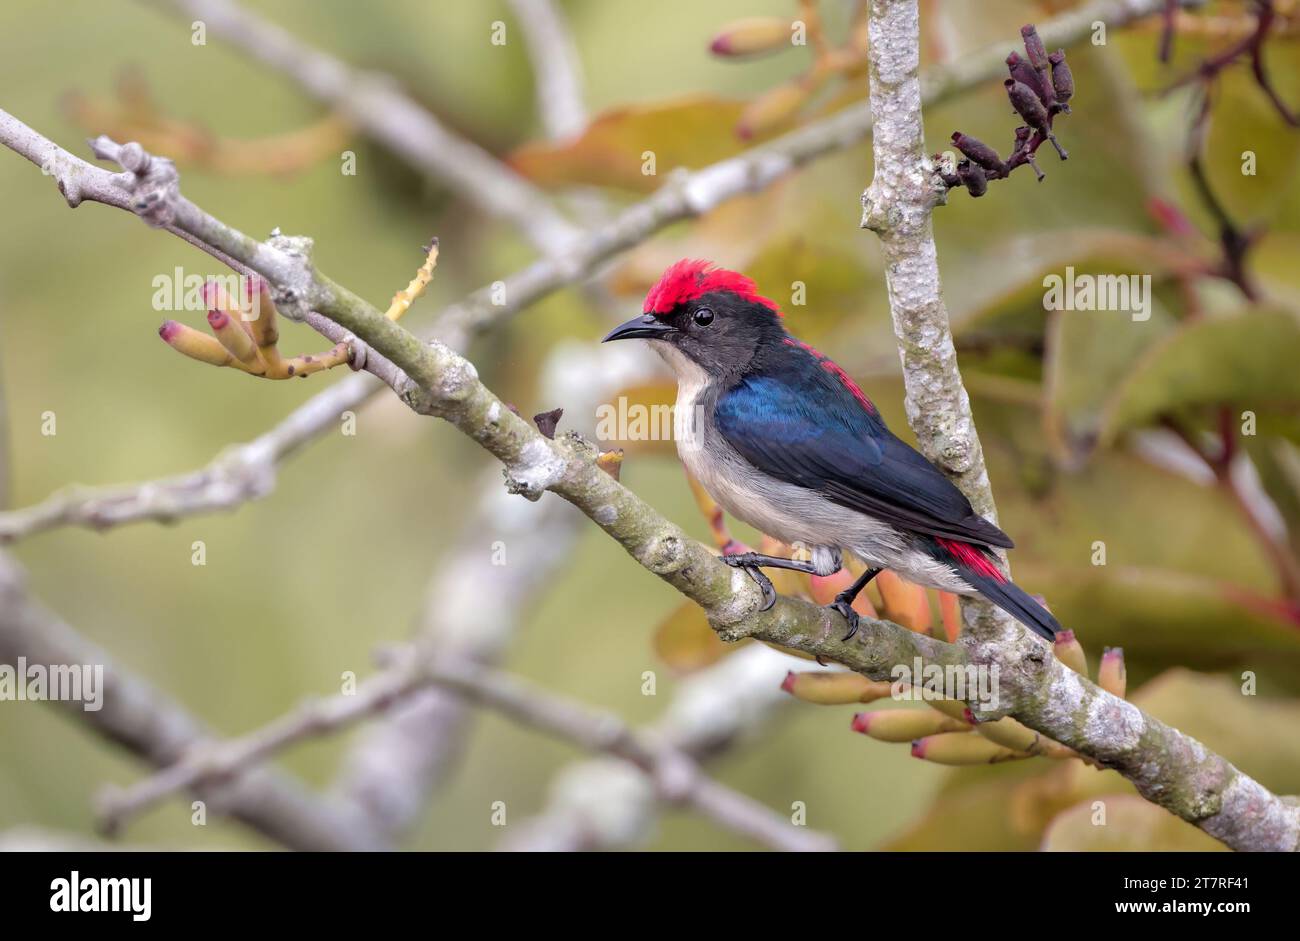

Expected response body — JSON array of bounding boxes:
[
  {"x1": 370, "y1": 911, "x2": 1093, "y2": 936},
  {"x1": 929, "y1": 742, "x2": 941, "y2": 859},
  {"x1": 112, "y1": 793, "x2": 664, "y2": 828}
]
[{"x1": 679, "y1": 434, "x2": 974, "y2": 594}]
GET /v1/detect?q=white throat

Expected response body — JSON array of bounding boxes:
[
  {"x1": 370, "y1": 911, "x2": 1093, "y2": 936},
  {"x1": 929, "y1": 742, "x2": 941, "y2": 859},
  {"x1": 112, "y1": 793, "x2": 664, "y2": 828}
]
[
  {"x1": 650, "y1": 340, "x2": 709, "y2": 403},
  {"x1": 650, "y1": 340, "x2": 711, "y2": 456}
]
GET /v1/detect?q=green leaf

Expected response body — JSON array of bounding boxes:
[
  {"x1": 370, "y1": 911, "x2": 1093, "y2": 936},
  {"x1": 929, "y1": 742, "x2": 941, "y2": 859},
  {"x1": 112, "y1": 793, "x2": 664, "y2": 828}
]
[
  {"x1": 886, "y1": 669, "x2": 1300, "y2": 850},
  {"x1": 1243, "y1": 437, "x2": 1300, "y2": 561},
  {"x1": 1015, "y1": 561, "x2": 1300, "y2": 690},
  {"x1": 1101, "y1": 308, "x2": 1300, "y2": 445},
  {"x1": 1200, "y1": 52, "x2": 1300, "y2": 225},
  {"x1": 652, "y1": 599, "x2": 734, "y2": 673},
  {"x1": 1041, "y1": 794, "x2": 1228, "y2": 851},
  {"x1": 1042, "y1": 300, "x2": 1176, "y2": 464},
  {"x1": 508, "y1": 95, "x2": 752, "y2": 192},
  {"x1": 881, "y1": 770, "x2": 1042, "y2": 851}
]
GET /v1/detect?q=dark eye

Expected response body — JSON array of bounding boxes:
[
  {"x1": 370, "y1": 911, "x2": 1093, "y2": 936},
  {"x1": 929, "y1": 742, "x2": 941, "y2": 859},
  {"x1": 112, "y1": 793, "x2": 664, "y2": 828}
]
[{"x1": 693, "y1": 307, "x2": 714, "y2": 327}]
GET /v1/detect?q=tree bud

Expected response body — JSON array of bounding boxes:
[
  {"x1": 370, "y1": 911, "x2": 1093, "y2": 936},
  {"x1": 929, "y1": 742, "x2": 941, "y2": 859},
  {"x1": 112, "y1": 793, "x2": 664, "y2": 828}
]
[
  {"x1": 1006, "y1": 79, "x2": 1049, "y2": 131},
  {"x1": 951, "y1": 132, "x2": 1005, "y2": 174},
  {"x1": 710, "y1": 17, "x2": 792, "y2": 57},
  {"x1": 1050, "y1": 50, "x2": 1074, "y2": 110},
  {"x1": 1020, "y1": 24, "x2": 1049, "y2": 71}
]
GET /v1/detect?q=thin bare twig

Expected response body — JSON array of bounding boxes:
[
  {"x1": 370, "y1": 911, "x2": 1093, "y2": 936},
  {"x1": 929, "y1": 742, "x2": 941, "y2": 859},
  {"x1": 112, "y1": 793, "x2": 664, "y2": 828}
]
[
  {"x1": 1166, "y1": 0, "x2": 1298, "y2": 126},
  {"x1": 501, "y1": 644, "x2": 809, "y2": 851},
  {"x1": 1164, "y1": 412, "x2": 1300, "y2": 598},
  {"x1": 0, "y1": 549, "x2": 384, "y2": 851},
  {"x1": 509, "y1": 0, "x2": 588, "y2": 140},
  {"x1": 143, "y1": 0, "x2": 581, "y2": 253},
  {"x1": 99, "y1": 651, "x2": 834, "y2": 852}
]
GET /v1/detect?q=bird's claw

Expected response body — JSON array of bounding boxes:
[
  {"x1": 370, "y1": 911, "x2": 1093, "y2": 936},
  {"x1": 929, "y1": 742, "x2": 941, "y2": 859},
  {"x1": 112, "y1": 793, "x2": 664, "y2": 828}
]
[
  {"x1": 722, "y1": 555, "x2": 777, "y2": 611},
  {"x1": 746, "y1": 568, "x2": 777, "y2": 611},
  {"x1": 828, "y1": 599, "x2": 860, "y2": 641}
]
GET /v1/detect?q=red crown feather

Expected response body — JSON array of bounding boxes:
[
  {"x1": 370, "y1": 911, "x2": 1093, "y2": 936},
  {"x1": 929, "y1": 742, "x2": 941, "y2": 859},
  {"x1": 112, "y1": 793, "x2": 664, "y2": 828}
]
[{"x1": 643, "y1": 259, "x2": 781, "y2": 316}]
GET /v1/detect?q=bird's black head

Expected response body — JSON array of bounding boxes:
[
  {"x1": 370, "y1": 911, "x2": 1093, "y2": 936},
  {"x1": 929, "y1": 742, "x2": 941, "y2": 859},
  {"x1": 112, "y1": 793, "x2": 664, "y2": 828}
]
[{"x1": 602, "y1": 260, "x2": 786, "y2": 382}]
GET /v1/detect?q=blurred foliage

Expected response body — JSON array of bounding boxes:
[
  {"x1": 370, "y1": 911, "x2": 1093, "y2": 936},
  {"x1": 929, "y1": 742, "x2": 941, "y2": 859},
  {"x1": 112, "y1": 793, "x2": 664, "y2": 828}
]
[
  {"x1": 888, "y1": 669, "x2": 1300, "y2": 849},
  {"x1": 1, "y1": 0, "x2": 1298, "y2": 851}
]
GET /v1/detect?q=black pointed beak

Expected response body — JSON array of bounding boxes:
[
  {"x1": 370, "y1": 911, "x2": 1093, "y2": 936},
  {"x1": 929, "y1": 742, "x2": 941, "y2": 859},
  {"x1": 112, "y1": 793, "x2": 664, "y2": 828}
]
[{"x1": 602, "y1": 313, "x2": 677, "y2": 343}]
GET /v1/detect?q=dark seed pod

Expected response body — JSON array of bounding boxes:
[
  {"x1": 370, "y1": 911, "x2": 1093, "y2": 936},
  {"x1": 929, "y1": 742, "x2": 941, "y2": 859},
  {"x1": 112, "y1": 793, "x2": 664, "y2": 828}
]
[
  {"x1": 1020, "y1": 24, "x2": 1049, "y2": 72},
  {"x1": 1049, "y1": 50, "x2": 1074, "y2": 109},
  {"x1": 951, "y1": 132, "x2": 1006, "y2": 175},
  {"x1": 957, "y1": 160, "x2": 988, "y2": 197},
  {"x1": 943, "y1": 25, "x2": 1073, "y2": 197},
  {"x1": 1006, "y1": 51, "x2": 1046, "y2": 100},
  {"x1": 1006, "y1": 79, "x2": 1049, "y2": 130}
]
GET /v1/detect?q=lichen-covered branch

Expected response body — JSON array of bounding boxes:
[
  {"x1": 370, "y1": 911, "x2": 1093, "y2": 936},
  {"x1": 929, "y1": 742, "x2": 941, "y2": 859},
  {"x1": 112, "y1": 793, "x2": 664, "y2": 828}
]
[
  {"x1": 0, "y1": 114, "x2": 953, "y2": 847},
  {"x1": 861, "y1": 0, "x2": 1010, "y2": 642},
  {"x1": 860, "y1": 0, "x2": 1294, "y2": 850}
]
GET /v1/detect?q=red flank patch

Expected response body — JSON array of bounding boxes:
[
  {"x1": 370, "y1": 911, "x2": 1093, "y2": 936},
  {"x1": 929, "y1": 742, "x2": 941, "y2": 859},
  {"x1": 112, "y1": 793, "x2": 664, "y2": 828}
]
[{"x1": 936, "y1": 537, "x2": 1006, "y2": 582}]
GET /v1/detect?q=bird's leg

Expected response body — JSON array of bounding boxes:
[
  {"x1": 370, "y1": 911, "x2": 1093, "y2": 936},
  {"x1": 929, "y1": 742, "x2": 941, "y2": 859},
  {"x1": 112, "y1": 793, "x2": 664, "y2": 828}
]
[
  {"x1": 720, "y1": 552, "x2": 819, "y2": 612},
  {"x1": 721, "y1": 551, "x2": 820, "y2": 574},
  {"x1": 829, "y1": 567, "x2": 881, "y2": 641}
]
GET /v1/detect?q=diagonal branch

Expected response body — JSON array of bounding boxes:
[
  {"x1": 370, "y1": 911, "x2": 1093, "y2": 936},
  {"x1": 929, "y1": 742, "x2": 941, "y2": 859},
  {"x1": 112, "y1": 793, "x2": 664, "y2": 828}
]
[
  {"x1": 0, "y1": 371, "x2": 379, "y2": 542},
  {"x1": 0, "y1": 395, "x2": 318, "y2": 541}
]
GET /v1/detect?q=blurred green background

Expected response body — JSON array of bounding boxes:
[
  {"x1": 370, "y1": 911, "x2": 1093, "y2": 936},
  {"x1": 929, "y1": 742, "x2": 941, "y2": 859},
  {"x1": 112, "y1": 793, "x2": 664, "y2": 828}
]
[{"x1": 1, "y1": 0, "x2": 1298, "y2": 850}]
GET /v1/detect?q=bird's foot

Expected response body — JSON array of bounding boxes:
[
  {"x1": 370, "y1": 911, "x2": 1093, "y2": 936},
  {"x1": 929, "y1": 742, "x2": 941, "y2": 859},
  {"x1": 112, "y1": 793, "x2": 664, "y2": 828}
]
[
  {"x1": 721, "y1": 554, "x2": 777, "y2": 611},
  {"x1": 828, "y1": 598, "x2": 860, "y2": 641}
]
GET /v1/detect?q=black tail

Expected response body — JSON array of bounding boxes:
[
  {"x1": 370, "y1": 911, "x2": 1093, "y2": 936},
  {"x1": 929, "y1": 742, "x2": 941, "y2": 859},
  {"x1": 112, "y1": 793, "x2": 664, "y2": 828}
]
[
  {"x1": 966, "y1": 571, "x2": 1061, "y2": 641},
  {"x1": 932, "y1": 538, "x2": 1060, "y2": 641}
]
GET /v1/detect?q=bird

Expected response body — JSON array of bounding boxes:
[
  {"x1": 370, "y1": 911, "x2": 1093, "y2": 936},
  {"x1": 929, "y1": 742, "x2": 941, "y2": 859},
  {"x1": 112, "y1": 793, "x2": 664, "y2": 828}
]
[{"x1": 601, "y1": 258, "x2": 1060, "y2": 642}]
